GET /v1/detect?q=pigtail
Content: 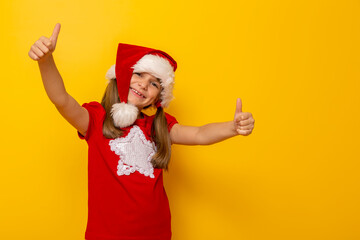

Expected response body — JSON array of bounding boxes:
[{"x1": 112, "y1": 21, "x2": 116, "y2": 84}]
[
  {"x1": 151, "y1": 107, "x2": 172, "y2": 170},
  {"x1": 101, "y1": 78, "x2": 124, "y2": 139}
]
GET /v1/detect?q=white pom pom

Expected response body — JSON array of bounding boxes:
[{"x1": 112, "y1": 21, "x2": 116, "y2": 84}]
[{"x1": 111, "y1": 103, "x2": 139, "y2": 128}]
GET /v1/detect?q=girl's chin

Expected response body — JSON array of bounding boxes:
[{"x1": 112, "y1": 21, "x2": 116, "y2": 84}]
[
  {"x1": 128, "y1": 98, "x2": 152, "y2": 109},
  {"x1": 127, "y1": 101, "x2": 145, "y2": 110}
]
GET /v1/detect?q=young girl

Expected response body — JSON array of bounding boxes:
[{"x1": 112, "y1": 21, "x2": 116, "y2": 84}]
[{"x1": 29, "y1": 23, "x2": 255, "y2": 240}]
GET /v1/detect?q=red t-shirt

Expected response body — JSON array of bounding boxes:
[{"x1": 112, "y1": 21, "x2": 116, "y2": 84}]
[{"x1": 78, "y1": 102, "x2": 178, "y2": 240}]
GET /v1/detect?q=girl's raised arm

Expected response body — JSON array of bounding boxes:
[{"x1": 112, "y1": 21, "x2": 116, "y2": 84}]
[
  {"x1": 170, "y1": 98, "x2": 254, "y2": 145},
  {"x1": 29, "y1": 24, "x2": 89, "y2": 136}
]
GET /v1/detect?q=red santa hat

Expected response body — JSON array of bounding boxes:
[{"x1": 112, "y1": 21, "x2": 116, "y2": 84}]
[{"x1": 105, "y1": 43, "x2": 177, "y2": 128}]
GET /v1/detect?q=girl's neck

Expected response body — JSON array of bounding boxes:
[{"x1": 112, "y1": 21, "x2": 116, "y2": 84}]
[{"x1": 137, "y1": 111, "x2": 144, "y2": 119}]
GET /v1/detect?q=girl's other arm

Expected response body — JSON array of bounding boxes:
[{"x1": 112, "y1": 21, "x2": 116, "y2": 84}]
[
  {"x1": 29, "y1": 24, "x2": 89, "y2": 136},
  {"x1": 170, "y1": 98, "x2": 254, "y2": 145}
]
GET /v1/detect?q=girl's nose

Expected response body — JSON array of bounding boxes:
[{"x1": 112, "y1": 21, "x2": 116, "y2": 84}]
[{"x1": 138, "y1": 80, "x2": 148, "y2": 90}]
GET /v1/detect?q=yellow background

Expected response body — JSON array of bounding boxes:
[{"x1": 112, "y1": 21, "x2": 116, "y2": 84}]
[{"x1": 1, "y1": 0, "x2": 360, "y2": 239}]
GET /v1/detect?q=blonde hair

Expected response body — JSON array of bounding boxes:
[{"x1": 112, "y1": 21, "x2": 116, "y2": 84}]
[{"x1": 101, "y1": 78, "x2": 172, "y2": 169}]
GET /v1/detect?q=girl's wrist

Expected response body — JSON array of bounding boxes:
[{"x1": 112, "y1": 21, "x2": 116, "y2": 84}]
[
  {"x1": 38, "y1": 54, "x2": 54, "y2": 65},
  {"x1": 231, "y1": 120, "x2": 239, "y2": 136}
]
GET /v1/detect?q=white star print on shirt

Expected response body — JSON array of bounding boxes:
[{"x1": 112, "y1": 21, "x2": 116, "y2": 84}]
[{"x1": 109, "y1": 125, "x2": 156, "y2": 178}]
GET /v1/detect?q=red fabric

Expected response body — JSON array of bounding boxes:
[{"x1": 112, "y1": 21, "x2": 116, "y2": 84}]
[
  {"x1": 115, "y1": 43, "x2": 177, "y2": 104},
  {"x1": 78, "y1": 101, "x2": 178, "y2": 240}
]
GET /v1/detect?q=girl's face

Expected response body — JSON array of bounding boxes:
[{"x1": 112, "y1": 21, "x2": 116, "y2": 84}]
[{"x1": 127, "y1": 72, "x2": 162, "y2": 110}]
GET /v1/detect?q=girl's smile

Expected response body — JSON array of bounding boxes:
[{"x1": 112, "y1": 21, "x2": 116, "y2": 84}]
[{"x1": 130, "y1": 87, "x2": 146, "y2": 98}]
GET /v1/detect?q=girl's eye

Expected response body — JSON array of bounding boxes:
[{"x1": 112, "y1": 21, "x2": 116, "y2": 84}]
[
  {"x1": 134, "y1": 72, "x2": 141, "y2": 76},
  {"x1": 151, "y1": 82, "x2": 160, "y2": 89}
]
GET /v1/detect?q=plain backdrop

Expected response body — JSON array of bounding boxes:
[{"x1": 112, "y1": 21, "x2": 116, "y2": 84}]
[{"x1": 0, "y1": 0, "x2": 359, "y2": 239}]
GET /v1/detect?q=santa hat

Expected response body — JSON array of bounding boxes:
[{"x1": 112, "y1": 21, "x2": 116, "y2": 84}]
[{"x1": 105, "y1": 43, "x2": 177, "y2": 128}]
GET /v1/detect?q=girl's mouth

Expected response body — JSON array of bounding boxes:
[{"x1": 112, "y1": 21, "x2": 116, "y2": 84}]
[{"x1": 130, "y1": 88, "x2": 145, "y2": 98}]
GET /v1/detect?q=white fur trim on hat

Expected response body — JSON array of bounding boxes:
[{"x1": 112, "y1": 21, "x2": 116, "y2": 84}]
[
  {"x1": 132, "y1": 54, "x2": 175, "y2": 108},
  {"x1": 105, "y1": 64, "x2": 116, "y2": 82},
  {"x1": 111, "y1": 102, "x2": 139, "y2": 128}
]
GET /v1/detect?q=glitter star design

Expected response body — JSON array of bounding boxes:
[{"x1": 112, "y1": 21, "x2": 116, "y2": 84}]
[{"x1": 109, "y1": 126, "x2": 156, "y2": 178}]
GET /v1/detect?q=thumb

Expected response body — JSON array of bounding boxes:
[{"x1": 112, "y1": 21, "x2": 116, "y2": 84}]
[
  {"x1": 50, "y1": 23, "x2": 61, "y2": 46},
  {"x1": 235, "y1": 98, "x2": 242, "y2": 115}
]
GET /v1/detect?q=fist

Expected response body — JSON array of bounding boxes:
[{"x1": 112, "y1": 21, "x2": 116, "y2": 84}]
[
  {"x1": 28, "y1": 23, "x2": 61, "y2": 61},
  {"x1": 234, "y1": 98, "x2": 255, "y2": 136}
]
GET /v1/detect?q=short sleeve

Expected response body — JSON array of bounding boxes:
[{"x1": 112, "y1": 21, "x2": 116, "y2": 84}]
[
  {"x1": 164, "y1": 112, "x2": 178, "y2": 132},
  {"x1": 77, "y1": 101, "x2": 106, "y2": 141}
]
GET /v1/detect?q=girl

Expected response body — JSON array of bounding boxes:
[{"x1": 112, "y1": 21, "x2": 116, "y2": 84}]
[{"x1": 29, "y1": 23, "x2": 255, "y2": 240}]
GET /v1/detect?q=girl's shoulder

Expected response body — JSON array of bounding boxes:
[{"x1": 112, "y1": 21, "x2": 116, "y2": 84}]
[
  {"x1": 164, "y1": 112, "x2": 177, "y2": 125},
  {"x1": 82, "y1": 101, "x2": 106, "y2": 121},
  {"x1": 146, "y1": 111, "x2": 178, "y2": 132},
  {"x1": 82, "y1": 101, "x2": 105, "y2": 111}
]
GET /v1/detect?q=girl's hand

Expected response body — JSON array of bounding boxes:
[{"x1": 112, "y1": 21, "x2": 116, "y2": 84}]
[
  {"x1": 28, "y1": 23, "x2": 61, "y2": 62},
  {"x1": 234, "y1": 98, "x2": 255, "y2": 136}
]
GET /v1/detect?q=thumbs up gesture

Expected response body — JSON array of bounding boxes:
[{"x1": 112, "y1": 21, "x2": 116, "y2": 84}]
[
  {"x1": 28, "y1": 23, "x2": 61, "y2": 61},
  {"x1": 234, "y1": 98, "x2": 255, "y2": 136}
]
